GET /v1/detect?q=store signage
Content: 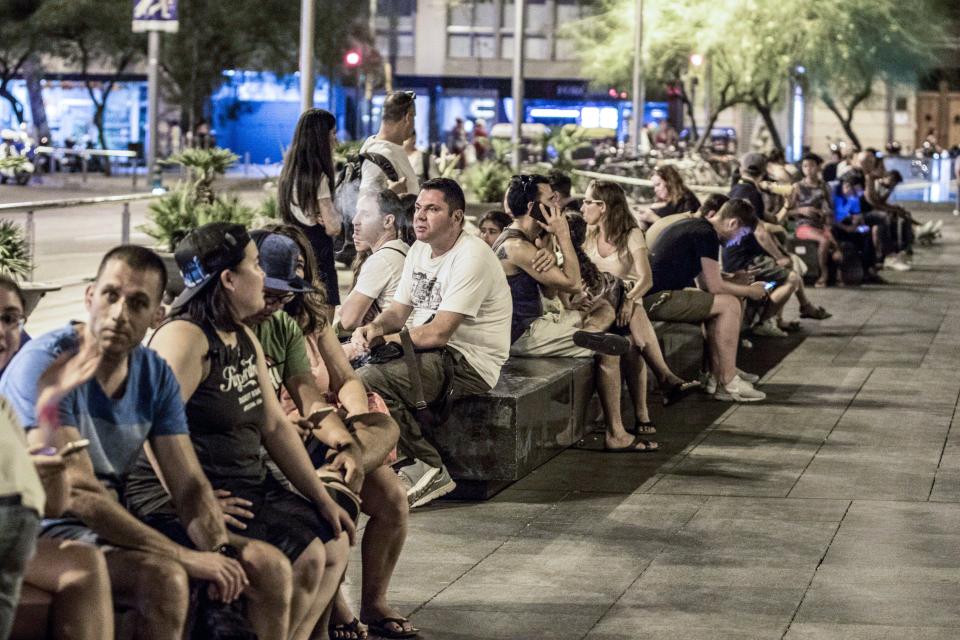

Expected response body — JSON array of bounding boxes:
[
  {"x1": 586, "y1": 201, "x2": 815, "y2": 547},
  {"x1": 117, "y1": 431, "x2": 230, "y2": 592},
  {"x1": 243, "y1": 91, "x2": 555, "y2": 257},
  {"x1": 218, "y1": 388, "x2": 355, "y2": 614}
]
[{"x1": 132, "y1": 0, "x2": 179, "y2": 33}]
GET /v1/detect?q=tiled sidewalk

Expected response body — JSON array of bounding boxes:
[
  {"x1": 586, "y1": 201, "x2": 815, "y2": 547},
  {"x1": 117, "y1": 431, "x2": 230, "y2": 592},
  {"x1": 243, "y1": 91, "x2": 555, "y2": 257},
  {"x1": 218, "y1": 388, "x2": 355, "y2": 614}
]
[{"x1": 345, "y1": 206, "x2": 960, "y2": 639}]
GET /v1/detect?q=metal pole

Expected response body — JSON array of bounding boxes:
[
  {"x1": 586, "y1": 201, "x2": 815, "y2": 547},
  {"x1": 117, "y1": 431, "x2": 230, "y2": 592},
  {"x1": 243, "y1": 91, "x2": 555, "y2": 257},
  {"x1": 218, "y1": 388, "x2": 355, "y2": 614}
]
[
  {"x1": 299, "y1": 0, "x2": 316, "y2": 113},
  {"x1": 511, "y1": 0, "x2": 526, "y2": 172},
  {"x1": 25, "y1": 210, "x2": 34, "y2": 282},
  {"x1": 630, "y1": 0, "x2": 644, "y2": 156},
  {"x1": 884, "y1": 79, "x2": 895, "y2": 146},
  {"x1": 147, "y1": 30, "x2": 161, "y2": 190},
  {"x1": 121, "y1": 202, "x2": 131, "y2": 244}
]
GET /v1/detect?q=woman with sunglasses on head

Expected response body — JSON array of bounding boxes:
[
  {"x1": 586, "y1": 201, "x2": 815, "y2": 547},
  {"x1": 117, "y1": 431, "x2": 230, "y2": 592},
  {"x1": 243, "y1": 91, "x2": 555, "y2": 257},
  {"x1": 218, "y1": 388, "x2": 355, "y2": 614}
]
[
  {"x1": 125, "y1": 222, "x2": 356, "y2": 640},
  {"x1": 278, "y1": 108, "x2": 343, "y2": 321},
  {"x1": 580, "y1": 180, "x2": 700, "y2": 438},
  {"x1": 264, "y1": 222, "x2": 417, "y2": 640}
]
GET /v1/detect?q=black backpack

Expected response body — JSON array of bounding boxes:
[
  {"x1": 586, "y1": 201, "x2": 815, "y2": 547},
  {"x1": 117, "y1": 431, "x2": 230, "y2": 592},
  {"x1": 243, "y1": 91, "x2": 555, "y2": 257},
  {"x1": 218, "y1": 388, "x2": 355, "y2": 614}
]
[{"x1": 334, "y1": 151, "x2": 400, "y2": 223}]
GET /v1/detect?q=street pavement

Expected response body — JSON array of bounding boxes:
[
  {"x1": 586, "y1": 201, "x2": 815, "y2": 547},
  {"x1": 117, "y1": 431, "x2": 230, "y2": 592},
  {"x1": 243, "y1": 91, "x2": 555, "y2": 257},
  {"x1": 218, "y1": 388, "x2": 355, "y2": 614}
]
[{"x1": 336, "y1": 204, "x2": 960, "y2": 639}]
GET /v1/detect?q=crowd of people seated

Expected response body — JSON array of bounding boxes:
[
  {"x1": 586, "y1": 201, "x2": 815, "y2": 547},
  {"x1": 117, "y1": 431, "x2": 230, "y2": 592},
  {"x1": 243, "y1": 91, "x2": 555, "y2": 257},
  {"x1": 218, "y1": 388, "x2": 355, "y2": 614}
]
[{"x1": 0, "y1": 90, "x2": 939, "y2": 640}]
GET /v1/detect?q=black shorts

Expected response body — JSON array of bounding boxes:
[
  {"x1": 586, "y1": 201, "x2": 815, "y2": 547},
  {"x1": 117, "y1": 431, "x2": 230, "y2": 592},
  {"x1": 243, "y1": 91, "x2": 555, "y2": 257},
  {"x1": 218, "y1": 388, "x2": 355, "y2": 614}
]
[{"x1": 144, "y1": 475, "x2": 336, "y2": 562}]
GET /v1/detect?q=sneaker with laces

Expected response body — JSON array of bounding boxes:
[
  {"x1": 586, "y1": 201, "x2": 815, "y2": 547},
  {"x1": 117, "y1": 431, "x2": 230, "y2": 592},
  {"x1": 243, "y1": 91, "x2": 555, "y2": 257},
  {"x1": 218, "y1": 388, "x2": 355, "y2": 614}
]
[
  {"x1": 714, "y1": 375, "x2": 766, "y2": 402},
  {"x1": 701, "y1": 371, "x2": 717, "y2": 395},
  {"x1": 398, "y1": 459, "x2": 456, "y2": 508},
  {"x1": 753, "y1": 318, "x2": 789, "y2": 337},
  {"x1": 883, "y1": 255, "x2": 911, "y2": 272},
  {"x1": 736, "y1": 368, "x2": 760, "y2": 384}
]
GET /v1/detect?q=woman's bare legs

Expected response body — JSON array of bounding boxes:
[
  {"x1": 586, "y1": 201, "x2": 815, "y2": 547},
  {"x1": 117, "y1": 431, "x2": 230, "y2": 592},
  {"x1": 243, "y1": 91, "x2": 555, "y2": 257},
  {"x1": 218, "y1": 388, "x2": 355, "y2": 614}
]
[{"x1": 627, "y1": 304, "x2": 686, "y2": 389}]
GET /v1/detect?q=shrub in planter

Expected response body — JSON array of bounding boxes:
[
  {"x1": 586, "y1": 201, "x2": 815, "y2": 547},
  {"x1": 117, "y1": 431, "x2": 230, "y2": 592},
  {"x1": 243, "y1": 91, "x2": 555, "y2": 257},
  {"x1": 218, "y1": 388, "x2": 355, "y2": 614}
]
[{"x1": 461, "y1": 160, "x2": 512, "y2": 205}]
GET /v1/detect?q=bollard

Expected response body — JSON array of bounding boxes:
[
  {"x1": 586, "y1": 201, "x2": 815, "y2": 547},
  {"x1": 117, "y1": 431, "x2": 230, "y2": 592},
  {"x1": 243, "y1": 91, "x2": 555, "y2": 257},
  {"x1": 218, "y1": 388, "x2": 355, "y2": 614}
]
[
  {"x1": 81, "y1": 154, "x2": 88, "y2": 183},
  {"x1": 244, "y1": 151, "x2": 250, "y2": 176},
  {"x1": 121, "y1": 202, "x2": 131, "y2": 244},
  {"x1": 25, "y1": 209, "x2": 35, "y2": 282},
  {"x1": 132, "y1": 160, "x2": 138, "y2": 189}
]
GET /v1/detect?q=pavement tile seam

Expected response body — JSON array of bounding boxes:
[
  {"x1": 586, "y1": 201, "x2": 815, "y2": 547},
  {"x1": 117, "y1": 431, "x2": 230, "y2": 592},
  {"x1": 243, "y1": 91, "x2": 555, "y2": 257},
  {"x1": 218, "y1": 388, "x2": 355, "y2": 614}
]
[
  {"x1": 779, "y1": 500, "x2": 854, "y2": 640},
  {"x1": 928, "y1": 368, "x2": 960, "y2": 500},
  {"x1": 786, "y1": 367, "x2": 877, "y2": 499}
]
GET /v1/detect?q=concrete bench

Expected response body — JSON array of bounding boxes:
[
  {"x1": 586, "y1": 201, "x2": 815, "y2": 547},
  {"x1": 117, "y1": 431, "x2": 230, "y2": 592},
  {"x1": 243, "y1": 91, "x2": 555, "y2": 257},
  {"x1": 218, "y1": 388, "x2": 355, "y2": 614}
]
[{"x1": 438, "y1": 321, "x2": 705, "y2": 499}]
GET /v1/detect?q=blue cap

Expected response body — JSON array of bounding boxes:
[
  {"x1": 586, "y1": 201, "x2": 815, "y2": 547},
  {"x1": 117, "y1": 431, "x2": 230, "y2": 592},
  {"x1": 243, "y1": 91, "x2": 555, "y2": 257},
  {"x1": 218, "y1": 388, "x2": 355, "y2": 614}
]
[{"x1": 250, "y1": 230, "x2": 315, "y2": 294}]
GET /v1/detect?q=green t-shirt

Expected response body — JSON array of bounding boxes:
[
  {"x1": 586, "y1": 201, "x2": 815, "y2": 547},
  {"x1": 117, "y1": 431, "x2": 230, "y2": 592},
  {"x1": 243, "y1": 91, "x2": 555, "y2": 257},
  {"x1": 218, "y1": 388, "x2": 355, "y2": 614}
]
[{"x1": 253, "y1": 311, "x2": 312, "y2": 396}]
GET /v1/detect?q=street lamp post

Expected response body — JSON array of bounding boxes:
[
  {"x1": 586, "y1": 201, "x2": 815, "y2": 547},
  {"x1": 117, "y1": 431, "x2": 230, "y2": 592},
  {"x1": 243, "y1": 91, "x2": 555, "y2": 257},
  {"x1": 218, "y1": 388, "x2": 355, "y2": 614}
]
[
  {"x1": 299, "y1": 0, "x2": 315, "y2": 113},
  {"x1": 511, "y1": 0, "x2": 526, "y2": 172},
  {"x1": 629, "y1": 0, "x2": 645, "y2": 156}
]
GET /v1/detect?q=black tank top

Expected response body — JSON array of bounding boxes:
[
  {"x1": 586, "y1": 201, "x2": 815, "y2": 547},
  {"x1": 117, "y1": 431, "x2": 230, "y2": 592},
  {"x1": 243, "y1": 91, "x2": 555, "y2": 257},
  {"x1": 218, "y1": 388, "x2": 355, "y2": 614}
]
[
  {"x1": 492, "y1": 228, "x2": 543, "y2": 344},
  {"x1": 125, "y1": 319, "x2": 268, "y2": 517}
]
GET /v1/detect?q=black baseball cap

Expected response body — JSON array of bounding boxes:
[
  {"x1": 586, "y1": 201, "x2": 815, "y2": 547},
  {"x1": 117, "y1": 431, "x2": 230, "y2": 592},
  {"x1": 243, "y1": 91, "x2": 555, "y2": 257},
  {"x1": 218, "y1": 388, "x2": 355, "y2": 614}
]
[
  {"x1": 249, "y1": 230, "x2": 315, "y2": 293},
  {"x1": 170, "y1": 222, "x2": 250, "y2": 311}
]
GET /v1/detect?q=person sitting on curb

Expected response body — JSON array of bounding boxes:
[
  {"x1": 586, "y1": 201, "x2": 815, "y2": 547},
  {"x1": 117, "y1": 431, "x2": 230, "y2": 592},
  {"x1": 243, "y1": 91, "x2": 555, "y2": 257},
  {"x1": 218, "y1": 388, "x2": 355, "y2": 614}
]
[
  {"x1": 0, "y1": 245, "x2": 293, "y2": 640},
  {"x1": 352, "y1": 178, "x2": 513, "y2": 509},
  {"x1": 644, "y1": 199, "x2": 769, "y2": 402}
]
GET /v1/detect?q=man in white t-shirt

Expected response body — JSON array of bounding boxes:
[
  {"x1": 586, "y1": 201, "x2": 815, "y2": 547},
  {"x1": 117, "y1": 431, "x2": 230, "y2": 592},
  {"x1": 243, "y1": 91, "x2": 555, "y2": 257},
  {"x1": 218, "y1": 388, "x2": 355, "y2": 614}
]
[
  {"x1": 338, "y1": 190, "x2": 412, "y2": 332},
  {"x1": 352, "y1": 178, "x2": 512, "y2": 508},
  {"x1": 359, "y1": 91, "x2": 420, "y2": 197}
]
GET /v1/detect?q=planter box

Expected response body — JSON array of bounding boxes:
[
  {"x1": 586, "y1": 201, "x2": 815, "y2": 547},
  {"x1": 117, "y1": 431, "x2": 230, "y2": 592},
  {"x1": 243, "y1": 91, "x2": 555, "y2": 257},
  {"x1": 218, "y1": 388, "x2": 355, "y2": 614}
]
[{"x1": 20, "y1": 282, "x2": 62, "y2": 317}]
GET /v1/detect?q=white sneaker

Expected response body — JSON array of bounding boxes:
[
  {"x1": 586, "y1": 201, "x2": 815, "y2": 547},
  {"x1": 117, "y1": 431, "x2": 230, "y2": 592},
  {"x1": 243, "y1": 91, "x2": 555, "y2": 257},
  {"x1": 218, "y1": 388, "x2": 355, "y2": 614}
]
[
  {"x1": 753, "y1": 318, "x2": 789, "y2": 337},
  {"x1": 953, "y1": 209, "x2": 959, "y2": 217},
  {"x1": 714, "y1": 375, "x2": 767, "y2": 402},
  {"x1": 702, "y1": 371, "x2": 717, "y2": 395},
  {"x1": 397, "y1": 459, "x2": 456, "y2": 508},
  {"x1": 883, "y1": 255, "x2": 911, "y2": 272},
  {"x1": 917, "y1": 220, "x2": 935, "y2": 236},
  {"x1": 737, "y1": 368, "x2": 760, "y2": 384}
]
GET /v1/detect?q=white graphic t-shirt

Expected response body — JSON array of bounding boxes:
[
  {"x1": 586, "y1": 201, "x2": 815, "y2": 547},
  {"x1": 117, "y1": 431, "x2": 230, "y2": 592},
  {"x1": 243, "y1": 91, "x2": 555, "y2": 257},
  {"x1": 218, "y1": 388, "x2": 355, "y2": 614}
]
[
  {"x1": 353, "y1": 239, "x2": 410, "y2": 325},
  {"x1": 394, "y1": 232, "x2": 512, "y2": 388}
]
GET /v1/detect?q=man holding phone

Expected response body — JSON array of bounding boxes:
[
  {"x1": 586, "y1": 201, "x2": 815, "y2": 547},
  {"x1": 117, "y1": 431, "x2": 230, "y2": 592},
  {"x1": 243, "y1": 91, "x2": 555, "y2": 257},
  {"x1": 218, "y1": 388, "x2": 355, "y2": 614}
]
[{"x1": 0, "y1": 246, "x2": 294, "y2": 640}]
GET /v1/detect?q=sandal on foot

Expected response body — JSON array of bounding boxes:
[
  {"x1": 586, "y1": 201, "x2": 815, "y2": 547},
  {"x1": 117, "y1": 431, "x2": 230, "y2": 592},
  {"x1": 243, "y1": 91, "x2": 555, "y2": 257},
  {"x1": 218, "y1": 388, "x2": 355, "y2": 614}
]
[
  {"x1": 363, "y1": 616, "x2": 419, "y2": 639},
  {"x1": 800, "y1": 306, "x2": 831, "y2": 320},
  {"x1": 605, "y1": 435, "x2": 658, "y2": 453},
  {"x1": 662, "y1": 379, "x2": 702, "y2": 406},
  {"x1": 330, "y1": 618, "x2": 367, "y2": 640},
  {"x1": 629, "y1": 420, "x2": 657, "y2": 435},
  {"x1": 572, "y1": 330, "x2": 631, "y2": 356},
  {"x1": 778, "y1": 320, "x2": 801, "y2": 332}
]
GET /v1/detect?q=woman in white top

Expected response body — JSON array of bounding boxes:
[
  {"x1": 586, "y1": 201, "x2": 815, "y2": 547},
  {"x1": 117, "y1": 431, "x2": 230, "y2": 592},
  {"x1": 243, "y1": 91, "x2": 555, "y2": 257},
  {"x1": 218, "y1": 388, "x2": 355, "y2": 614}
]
[
  {"x1": 581, "y1": 180, "x2": 698, "y2": 435},
  {"x1": 278, "y1": 109, "x2": 343, "y2": 314},
  {"x1": 339, "y1": 190, "x2": 416, "y2": 333}
]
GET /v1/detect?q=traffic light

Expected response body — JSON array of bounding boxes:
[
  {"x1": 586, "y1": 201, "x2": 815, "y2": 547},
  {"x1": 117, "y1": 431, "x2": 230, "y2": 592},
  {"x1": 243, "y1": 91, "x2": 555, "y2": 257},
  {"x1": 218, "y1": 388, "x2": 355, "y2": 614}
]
[{"x1": 344, "y1": 50, "x2": 362, "y2": 68}]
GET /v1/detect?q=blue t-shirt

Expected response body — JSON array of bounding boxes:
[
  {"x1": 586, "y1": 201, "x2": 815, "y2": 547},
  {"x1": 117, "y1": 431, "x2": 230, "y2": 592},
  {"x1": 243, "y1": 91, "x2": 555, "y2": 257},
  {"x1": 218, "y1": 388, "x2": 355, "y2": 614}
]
[
  {"x1": 0, "y1": 323, "x2": 188, "y2": 490},
  {"x1": 832, "y1": 189, "x2": 861, "y2": 223}
]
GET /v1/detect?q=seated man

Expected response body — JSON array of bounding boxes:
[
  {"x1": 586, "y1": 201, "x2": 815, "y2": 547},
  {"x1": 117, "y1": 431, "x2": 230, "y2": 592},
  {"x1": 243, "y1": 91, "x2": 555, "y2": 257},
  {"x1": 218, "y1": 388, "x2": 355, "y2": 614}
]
[
  {"x1": 0, "y1": 246, "x2": 291, "y2": 640},
  {"x1": 496, "y1": 174, "x2": 628, "y2": 358},
  {"x1": 644, "y1": 199, "x2": 768, "y2": 402},
  {"x1": 832, "y1": 171, "x2": 882, "y2": 283},
  {"x1": 352, "y1": 178, "x2": 513, "y2": 509}
]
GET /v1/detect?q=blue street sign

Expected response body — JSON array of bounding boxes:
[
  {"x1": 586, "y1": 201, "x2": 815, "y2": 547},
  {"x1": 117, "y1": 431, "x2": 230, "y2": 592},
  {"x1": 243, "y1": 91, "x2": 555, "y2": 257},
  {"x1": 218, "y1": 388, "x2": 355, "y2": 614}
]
[{"x1": 132, "y1": 0, "x2": 179, "y2": 33}]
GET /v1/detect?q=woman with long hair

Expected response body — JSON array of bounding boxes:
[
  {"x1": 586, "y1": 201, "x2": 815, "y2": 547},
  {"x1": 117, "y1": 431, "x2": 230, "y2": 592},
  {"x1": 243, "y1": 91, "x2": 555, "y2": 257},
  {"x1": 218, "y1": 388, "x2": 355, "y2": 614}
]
[
  {"x1": 580, "y1": 180, "x2": 698, "y2": 436},
  {"x1": 127, "y1": 222, "x2": 355, "y2": 640},
  {"x1": 278, "y1": 108, "x2": 343, "y2": 315},
  {"x1": 639, "y1": 164, "x2": 701, "y2": 226},
  {"x1": 267, "y1": 222, "x2": 417, "y2": 640}
]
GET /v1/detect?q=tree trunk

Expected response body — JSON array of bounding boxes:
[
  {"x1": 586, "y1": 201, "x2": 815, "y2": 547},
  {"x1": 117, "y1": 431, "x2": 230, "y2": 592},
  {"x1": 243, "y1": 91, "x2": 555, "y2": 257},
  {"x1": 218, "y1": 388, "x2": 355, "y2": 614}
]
[
  {"x1": 754, "y1": 102, "x2": 784, "y2": 154},
  {"x1": 22, "y1": 55, "x2": 49, "y2": 142},
  {"x1": 0, "y1": 84, "x2": 24, "y2": 123},
  {"x1": 821, "y1": 95, "x2": 863, "y2": 152},
  {"x1": 684, "y1": 96, "x2": 699, "y2": 143},
  {"x1": 693, "y1": 108, "x2": 725, "y2": 153},
  {"x1": 87, "y1": 81, "x2": 115, "y2": 175}
]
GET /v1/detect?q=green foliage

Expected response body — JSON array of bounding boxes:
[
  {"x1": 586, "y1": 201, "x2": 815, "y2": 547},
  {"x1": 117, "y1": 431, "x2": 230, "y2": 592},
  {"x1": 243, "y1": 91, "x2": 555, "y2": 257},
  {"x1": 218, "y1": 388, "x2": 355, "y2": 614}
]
[
  {"x1": 546, "y1": 125, "x2": 592, "y2": 172},
  {"x1": 164, "y1": 147, "x2": 239, "y2": 205},
  {"x1": 0, "y1": 155, "x2": 28, "y2": 170},
  {"x1": 461, "y1": 160, "x2": 512, "y2": 204},
  {"x1": 0, "y1": 219, "x2": 31, "y2": 279}
]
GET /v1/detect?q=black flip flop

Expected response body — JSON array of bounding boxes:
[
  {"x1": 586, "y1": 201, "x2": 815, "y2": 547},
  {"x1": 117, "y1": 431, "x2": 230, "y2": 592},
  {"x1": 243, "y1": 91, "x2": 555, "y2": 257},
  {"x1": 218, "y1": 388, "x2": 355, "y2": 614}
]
[
  {"x1": 662, "y1": 380, "x2": 701, "y2": 406},
  {"x1": 628, "y1": 420, "x2": 657, "y2": 435},
  {"x1": 363, "y1": 616, "x2": 419, "y2": 639},
  {"x1": 330, "y1": 618, "x2": 367, "y2": 640},
  {"x1": 572, "y1": 330, "x2": 631, "y2": 356},
  {"x1": 604, "y1": 435, "x2": 658, "y2": 453}
]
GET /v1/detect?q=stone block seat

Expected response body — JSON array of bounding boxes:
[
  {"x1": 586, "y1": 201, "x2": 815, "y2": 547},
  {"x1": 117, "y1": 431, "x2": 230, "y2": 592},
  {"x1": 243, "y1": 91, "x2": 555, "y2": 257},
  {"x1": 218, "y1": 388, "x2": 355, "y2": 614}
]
[{"x1": 437, "y1": 321, "x2": 705, "y2": 500}]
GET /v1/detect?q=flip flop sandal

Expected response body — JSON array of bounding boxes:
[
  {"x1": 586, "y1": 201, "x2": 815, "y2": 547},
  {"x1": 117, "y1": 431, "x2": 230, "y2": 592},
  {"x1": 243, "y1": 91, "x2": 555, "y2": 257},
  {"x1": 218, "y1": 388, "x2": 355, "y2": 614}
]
[
  {"x1": 662, "y1": 379, "x2": 701, "y2": 406},
  {"x1": 800, "y1": 306, "x2": 832, "y2": 320},
  {"x1": 629, "y1": 420, "x2": 657, "y2": 435},
  {"x1": 572, "y1": 330, "x2": 631, "y2": 356},
  {"x1": 778, "y1": 320, "x2": 801, "y2": 332},
  {"x1": 604, "y1": 435, "x2": 658, "y2": 453},
  {"x1": 330, "y1": 618, "x2": 367, "y2": 640},
  {"x1": 363, "y1": 616, "x2": 420, "y2": 639}
]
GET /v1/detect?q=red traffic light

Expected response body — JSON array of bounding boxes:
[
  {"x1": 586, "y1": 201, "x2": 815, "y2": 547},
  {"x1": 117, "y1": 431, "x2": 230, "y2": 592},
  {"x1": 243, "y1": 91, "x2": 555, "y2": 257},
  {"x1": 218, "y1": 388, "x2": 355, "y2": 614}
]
[{"x1": 344, "y1": 50, "x2": 362, "y2": 67}]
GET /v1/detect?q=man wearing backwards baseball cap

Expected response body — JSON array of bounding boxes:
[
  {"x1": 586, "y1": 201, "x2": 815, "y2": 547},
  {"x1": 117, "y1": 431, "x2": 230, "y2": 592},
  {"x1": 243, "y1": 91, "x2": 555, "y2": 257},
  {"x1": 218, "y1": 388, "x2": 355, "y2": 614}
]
[
  {"x1": 0, "y1": 242, "x2": 295, "y2": 640},
  {"x1": 124, "y1": 222, "x2": 356, "y2": 639}
]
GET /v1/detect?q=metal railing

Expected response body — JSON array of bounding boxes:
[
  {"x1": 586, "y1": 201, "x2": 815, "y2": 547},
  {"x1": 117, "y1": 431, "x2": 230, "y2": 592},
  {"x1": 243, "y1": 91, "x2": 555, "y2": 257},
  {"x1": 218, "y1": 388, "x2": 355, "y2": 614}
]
[
  {"x1": 0, "y1": 192, "x2": 163, "y2": 281},
  {"x1": 572, "y1": 169, "x2": 729, "y2": 195},
  {"x1": 34, "y1": 146, "x2": 141, "y2": 187}
]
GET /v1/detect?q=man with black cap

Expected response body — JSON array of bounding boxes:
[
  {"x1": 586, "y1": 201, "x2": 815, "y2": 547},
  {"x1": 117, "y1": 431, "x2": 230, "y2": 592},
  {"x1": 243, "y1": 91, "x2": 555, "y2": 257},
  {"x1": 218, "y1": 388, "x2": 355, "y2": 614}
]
[{"x1": 0, "y1": 244, "x2": 295, "y2": 640}]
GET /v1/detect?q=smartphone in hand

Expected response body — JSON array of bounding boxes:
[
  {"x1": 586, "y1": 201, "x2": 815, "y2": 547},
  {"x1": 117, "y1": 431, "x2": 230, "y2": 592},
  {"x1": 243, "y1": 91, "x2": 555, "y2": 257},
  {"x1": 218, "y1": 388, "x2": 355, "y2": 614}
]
[
  {"x1": 305, "y1": 406, "x2": 337, "y2": 428},
  {"x1": 58, "y1": 438, "x2": 91, "y2": 458}
]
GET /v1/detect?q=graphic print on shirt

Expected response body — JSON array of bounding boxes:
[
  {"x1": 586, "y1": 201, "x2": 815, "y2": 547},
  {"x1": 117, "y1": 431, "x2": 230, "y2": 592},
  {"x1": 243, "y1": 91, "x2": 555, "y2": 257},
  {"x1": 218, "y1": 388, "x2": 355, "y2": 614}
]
[
  {"x1": 219, "y1": 354, "x2": 263, "y2": 413},
  {"x1": 409, "y1": 271, "x2": 443, "y2": 311}
]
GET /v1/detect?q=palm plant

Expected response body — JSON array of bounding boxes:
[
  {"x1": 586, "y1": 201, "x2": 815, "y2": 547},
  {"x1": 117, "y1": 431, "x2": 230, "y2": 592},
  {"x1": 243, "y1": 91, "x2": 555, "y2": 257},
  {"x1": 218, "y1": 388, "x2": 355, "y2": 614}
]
[{"x1": 0, "y1": 219, "x2": 31, "y2": 279}]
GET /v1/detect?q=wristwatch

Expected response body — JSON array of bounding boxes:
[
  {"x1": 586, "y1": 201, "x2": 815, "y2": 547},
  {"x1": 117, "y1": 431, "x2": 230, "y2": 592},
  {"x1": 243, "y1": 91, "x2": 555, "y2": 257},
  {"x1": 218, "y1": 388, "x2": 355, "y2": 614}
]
[{"x1": 214, "y1": 543, "x2": 240, "y2": 560}]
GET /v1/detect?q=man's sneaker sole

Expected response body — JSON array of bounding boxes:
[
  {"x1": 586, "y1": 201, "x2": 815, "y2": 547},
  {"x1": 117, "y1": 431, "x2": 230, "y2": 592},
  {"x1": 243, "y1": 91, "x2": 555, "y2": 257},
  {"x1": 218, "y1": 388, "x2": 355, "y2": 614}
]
[
  {"x1": 403, "y1": 466, "x2": 441, "y2": 500},
  {"x1": 410, "y1": 477, "x2": 457, "y2": 508},
  {"x1": 713, "y1": 390, "x2": 765, "y2": 403},
  {"x1": 572, "y1": 330, "x2": 631, "y2": 356}
]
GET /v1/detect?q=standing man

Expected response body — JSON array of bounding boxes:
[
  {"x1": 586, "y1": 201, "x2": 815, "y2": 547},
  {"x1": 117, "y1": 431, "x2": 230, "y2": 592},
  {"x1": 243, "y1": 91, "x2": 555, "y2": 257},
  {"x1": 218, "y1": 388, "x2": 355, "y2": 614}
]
[{"x1": 352, "y1": 178, "x2": 512, "y2": 509}]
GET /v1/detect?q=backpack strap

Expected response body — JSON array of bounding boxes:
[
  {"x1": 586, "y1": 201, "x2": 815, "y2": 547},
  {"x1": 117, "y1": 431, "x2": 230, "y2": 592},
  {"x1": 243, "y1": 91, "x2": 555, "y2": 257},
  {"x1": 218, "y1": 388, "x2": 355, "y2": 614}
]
[{"x1": 361, "y1": 151, "x2": 400, "y2": 182}]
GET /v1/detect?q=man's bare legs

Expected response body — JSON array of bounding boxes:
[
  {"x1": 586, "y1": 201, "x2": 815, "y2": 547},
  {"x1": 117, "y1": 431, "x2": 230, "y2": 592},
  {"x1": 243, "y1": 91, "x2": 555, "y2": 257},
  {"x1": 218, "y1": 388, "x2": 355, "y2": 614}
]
[
  {"x1": 704, "y1": 294, "x2": 742, "y2": 385},
  {"x1": 22, "y1": 538, "x2": 113, "y2": 640},
  {"x1": 759, "y1": 275, "x2": 798, "y2": 322},
  {"x1": 105, "y1": 549, "x2": 190, "y2": 640}
]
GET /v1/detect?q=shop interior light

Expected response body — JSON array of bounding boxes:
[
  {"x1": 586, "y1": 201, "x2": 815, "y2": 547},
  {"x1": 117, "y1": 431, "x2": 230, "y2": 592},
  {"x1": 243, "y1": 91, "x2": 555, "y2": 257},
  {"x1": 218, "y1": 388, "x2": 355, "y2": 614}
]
[{"x1": 529, "y1": 108, "x2": 580, "y2": 118}]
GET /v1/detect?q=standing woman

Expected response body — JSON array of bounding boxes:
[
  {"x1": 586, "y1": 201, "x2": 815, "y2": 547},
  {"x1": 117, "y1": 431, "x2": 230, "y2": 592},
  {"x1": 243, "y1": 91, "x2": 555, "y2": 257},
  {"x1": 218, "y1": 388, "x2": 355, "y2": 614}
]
[
  {"x1": 581, "y1": 180, "x2": 698, "y2": 436},
  {"x1": 278, "y1": 109, "x2": 343, "y2": 319}
]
